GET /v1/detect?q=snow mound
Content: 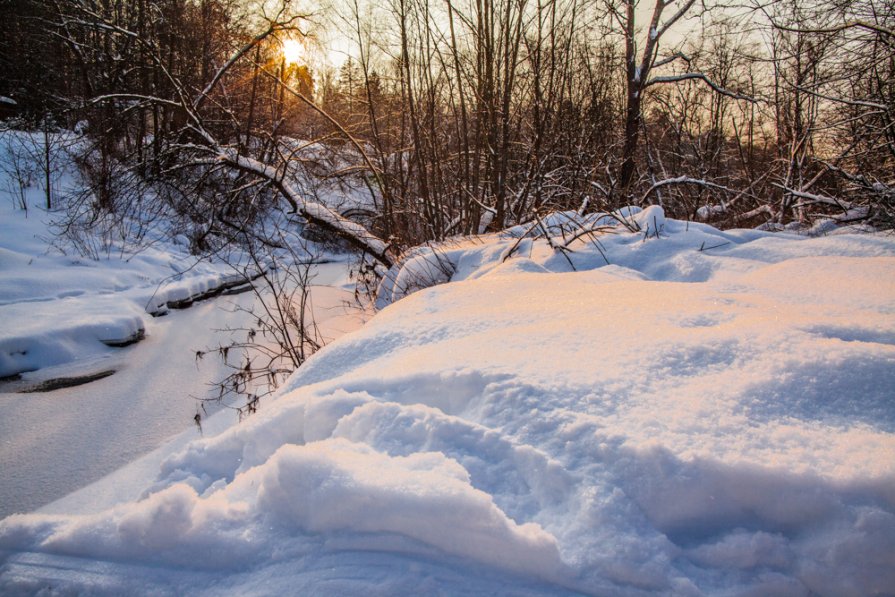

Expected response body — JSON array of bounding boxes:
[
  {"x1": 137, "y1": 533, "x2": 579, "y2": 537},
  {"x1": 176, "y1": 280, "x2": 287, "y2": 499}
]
[
  {"x1": 2, "y1": 207, "x2": 895, "y2": 595},
  {"x1": 0, "y1": 297, "x2": 145, "y2": 377},
  {"x1": 1, "y1": 439, "x2": 565, "y2": 581},
  {"x1": 374, "y1": 245, "x2": 456, "y2": 308},
  {"x1": 376, "y1": 206, "x2": 895, "y2": 308}
]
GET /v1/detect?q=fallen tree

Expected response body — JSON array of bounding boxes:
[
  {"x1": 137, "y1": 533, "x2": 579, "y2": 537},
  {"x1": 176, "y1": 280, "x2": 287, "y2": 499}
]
[{"x1": 52, "y1": 0, "x2": 396, "y2": 268}]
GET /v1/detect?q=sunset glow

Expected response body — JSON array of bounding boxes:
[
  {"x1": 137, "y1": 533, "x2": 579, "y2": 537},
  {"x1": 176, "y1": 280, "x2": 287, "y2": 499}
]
[{"x1": 281, "y1": 38, "x2": 302, "y2": 65}]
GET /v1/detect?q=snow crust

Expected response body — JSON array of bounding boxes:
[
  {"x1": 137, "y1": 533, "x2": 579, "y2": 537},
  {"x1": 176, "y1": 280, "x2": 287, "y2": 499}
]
[{"x1": 2, "y1": 207, "x2": 895, "y2": 595}]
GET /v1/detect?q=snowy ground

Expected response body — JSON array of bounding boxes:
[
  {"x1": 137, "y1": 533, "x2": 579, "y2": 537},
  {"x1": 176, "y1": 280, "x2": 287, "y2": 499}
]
[
  {"x1": 0, "y1": 179, "x2": 364, "y2": 520},
  {"x1": 1, "y1": 206, "x2": 892, "y2": 595}
]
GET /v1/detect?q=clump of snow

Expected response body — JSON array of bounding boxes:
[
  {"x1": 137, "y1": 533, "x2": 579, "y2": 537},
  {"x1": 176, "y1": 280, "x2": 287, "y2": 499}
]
[
  {"x1": 2, "y1": 206, "x2": 894, "y2": 595},
  {"x1": 375, "y1": 245, "x2": 456, "y2": 308},
  {"x1": 631, "y1": 204, "x2": 666, "y2": 234}
]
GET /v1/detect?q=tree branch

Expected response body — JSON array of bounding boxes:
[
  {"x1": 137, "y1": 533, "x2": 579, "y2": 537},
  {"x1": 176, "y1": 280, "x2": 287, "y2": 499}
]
[
  {"x1": 640, "y1": 176, "x2": 742, "y2": 204},
  {"x1": 645, "y1": 72, "x2": 757, "y2": 102}
]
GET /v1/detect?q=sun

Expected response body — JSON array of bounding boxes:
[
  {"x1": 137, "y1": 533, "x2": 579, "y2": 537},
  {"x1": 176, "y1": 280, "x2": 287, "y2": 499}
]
[{"x1": 282, "y1": 39, "x2": 303, "y2": 66}]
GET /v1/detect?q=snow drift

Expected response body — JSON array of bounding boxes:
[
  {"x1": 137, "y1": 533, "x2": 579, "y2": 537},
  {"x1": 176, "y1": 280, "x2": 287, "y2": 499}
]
[
  {"x1": 0, "y1": 200, "x2": 262, "y2": 379},
  {"x1": 1, "y1": 208, "x2": 894, "y2": 596}
]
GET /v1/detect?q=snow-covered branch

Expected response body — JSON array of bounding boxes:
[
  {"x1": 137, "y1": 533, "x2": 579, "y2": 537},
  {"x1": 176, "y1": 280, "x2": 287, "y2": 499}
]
[
  {"x1": 775, "y1": 185, "x2": 851, "y2": 211},
  {"x1": 645, "y1": 73, "x2": 756, "y2": 102},
  {"x1": 820, "y1": 163, "x2": 894, "y2": 199},
  {"x1": 216, "y1": 149, "x2": 394, "y2": 267},
  {"x1": 640, "y1": 176, "x2": 742, "y2": 205},
  {"x1": 88, "y1": 94, "x2": 185, "y2": 111}
]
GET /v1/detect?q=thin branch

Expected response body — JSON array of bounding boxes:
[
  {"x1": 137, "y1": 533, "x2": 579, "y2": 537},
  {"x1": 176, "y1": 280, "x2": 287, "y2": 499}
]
[
  {"x1": 193, "y1": 14, "x2": 305, "y2": 113},
  {"x1": 652, "y1": 51, "x2": 692, "y2": 69},
  {"x1": 770, "y1": 19, "x2": 895, "y2": 39},
  {"x1": 794, "y1": 86, "x2": 888, "y2": 111},
  {"x1": 640, "y1": 176, "x2": 743, "y2": 205}
]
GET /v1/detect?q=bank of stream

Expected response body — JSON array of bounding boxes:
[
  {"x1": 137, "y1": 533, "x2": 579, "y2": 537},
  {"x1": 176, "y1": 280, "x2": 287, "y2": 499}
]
[{"x1": 0, "y1": 262, "x2": 364, "y2": 519}]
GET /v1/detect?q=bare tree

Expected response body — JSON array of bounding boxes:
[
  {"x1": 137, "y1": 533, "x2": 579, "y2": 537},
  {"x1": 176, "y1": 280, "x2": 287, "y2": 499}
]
[
  {"x1": 760, "y1": 0, "x2": 894, "y2": 226},
  {"x1": 605, "y1": 0, "x2": 755, "y2": 200},
  {"x1": 47, "y1": 0, "x2": 397, "y2": 266}
]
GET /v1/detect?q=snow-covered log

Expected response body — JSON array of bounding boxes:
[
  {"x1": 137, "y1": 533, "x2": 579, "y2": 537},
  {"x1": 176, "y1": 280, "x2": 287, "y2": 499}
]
[{"x1": 218, "y1": 149, "x2": 394, "y2": 267}]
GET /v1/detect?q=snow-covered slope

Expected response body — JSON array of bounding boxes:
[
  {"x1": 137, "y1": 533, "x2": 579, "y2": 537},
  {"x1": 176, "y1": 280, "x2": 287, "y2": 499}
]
[{"x1": 1, "y1": 208, "x2": 894, "y2": 596}]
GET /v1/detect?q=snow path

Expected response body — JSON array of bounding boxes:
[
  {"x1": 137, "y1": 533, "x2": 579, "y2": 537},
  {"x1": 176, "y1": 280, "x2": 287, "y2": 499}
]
[{"x1": 0, "y1": 263, "x2": 362, "y2": 520}]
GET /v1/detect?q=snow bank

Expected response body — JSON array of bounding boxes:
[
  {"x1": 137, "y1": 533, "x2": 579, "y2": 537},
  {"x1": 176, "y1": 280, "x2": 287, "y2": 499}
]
[
  {"x1": 0, "y1": 296, "x2": 145, "y2": 377},
  {"x1": 1, "y1": 439, "x2": 564, "y2": 578},
  {"x1": 2, "y1": 207, "x2": 894, "y2": 595},
  {"x1": 0, "y1": 197, "x2": 261, "y2": 377}
]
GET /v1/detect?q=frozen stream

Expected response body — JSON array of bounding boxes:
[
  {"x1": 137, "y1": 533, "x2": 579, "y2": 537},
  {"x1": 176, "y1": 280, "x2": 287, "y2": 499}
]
[{"x1": 0, "y1": 262, "x2": 363, "y2": 519}]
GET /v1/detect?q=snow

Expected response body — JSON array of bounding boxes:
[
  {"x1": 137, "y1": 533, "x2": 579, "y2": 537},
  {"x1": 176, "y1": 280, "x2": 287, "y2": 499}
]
[
  {"x1": 0, "y1": 195, "x2": 262, "y2": 379},
  {"x1": 0, "y1": 136, "x2": 366, "y2": 520},
  {"x1": 2, "y1": 205, "x2": 894, "y2": 595},
  {"x1": 374, "y1": 245, "x2": 456, "y2": 308},
  {"x1": 0, "y1": 299, "x2": 251, "y2": 518}
]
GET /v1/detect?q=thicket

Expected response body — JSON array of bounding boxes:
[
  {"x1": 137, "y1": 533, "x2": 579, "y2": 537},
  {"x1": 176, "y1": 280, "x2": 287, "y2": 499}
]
[{"x1": 2, "y1": 0, "x2": 891, "y2": 250}]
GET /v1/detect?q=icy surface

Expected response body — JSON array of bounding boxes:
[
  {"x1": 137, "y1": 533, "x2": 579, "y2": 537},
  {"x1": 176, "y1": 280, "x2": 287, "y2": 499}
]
[{"x1": 2, "y1": 208, "x2": 894, "y2": 595}]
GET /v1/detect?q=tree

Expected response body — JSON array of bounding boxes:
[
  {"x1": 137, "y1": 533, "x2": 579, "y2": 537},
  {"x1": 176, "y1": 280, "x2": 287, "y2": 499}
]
[
  {"x1": 601, "y1": 0, "x2": 757, "y2": 201},
  {"x1": 768, "y1": 0, "x2": 894, "y2": 225},
  {"x1": 43, "y1": 0, "x2": 397, "y2": 265}
]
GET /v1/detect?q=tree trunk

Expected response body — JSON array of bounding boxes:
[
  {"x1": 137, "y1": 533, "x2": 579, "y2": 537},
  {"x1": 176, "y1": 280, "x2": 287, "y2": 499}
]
[{"x1": 619, "y1": 85, "x2": 642, "y2": 195}]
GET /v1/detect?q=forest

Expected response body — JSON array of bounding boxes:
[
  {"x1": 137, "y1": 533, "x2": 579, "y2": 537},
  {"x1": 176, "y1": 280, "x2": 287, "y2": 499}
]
[
  {"x1": 1, "y1": 0, "x2": 892, "y2": 267},
  {"x1": 2, "y1": 2, "x2": 895, "y2": 595}
]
